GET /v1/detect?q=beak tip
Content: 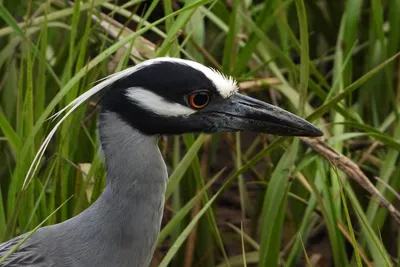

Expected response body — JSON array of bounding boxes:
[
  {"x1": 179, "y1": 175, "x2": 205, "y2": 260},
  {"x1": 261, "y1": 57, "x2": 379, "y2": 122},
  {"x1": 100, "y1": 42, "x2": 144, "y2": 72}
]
[{"x1": 304, "y1": 126, "x2": 324, "y2": 137}]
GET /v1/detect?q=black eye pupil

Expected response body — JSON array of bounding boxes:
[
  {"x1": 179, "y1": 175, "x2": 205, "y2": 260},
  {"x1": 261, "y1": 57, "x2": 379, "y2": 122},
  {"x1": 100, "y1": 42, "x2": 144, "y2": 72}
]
[{"x1": 194, "y1": 93, "x2": 209, "y2": 106}]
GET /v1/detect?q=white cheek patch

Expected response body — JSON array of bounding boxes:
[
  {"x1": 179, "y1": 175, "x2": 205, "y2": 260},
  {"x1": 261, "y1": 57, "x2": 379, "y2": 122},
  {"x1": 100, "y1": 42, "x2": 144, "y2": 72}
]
[{"x1": 126, "y1": 87, "x2": 196, "y2": 117}]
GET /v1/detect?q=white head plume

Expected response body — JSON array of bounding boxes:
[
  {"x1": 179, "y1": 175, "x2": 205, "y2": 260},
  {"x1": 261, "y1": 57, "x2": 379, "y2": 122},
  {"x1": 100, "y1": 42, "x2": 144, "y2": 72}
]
[{"x1": 23, "y1": 57, "x2": 238, "y2": 189}]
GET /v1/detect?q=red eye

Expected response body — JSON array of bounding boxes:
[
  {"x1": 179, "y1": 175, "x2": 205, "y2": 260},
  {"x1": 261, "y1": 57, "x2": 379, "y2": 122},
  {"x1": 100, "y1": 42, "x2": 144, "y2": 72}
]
[{"x1": 189, "y1": 91, "x2": 210, "y2": 109}]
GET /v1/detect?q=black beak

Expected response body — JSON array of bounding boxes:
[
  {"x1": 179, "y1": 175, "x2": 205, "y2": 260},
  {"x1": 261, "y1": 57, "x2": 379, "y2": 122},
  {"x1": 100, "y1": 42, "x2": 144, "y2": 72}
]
[{"x1": 202, "y1": 93, "x2": 323, "y2": 137}]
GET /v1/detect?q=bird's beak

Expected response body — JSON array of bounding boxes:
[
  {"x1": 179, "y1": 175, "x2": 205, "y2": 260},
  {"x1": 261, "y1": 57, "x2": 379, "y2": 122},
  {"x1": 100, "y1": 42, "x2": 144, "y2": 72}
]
[{"x1": 203, "y1": 93, "x2": 323, "y2": 137}]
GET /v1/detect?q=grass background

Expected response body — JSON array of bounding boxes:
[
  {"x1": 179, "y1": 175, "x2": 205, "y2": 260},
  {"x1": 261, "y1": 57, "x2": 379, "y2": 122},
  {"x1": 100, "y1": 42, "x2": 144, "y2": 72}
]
[{"x1": 0, "y1": 0, "x2": 400, "y2": 266}]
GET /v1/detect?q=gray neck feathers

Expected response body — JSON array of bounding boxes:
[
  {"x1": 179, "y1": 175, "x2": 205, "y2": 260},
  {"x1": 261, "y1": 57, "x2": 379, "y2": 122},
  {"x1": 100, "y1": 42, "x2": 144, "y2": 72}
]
[
  {"x1": 97, "y1": 111, "x2": 168, "y2": 265},
  {"x1": 35, "y1": 112, "x2": 168, "y2": 267},
  {"x1": 99, "y1": 111, "x2": 167, "y2": 191}
]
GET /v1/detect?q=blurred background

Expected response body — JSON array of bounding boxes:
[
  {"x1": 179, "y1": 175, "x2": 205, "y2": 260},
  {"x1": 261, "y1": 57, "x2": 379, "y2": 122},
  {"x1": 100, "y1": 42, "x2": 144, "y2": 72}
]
[{"x1": 0, "y1": 0, "x2": 399, "y2": 266}]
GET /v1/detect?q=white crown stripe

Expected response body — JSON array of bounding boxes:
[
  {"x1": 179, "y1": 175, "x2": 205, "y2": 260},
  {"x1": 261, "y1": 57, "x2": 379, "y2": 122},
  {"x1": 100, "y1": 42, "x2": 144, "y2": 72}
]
[{"x1": 23, "y1": 58, "x2": 238, "y2": 188}]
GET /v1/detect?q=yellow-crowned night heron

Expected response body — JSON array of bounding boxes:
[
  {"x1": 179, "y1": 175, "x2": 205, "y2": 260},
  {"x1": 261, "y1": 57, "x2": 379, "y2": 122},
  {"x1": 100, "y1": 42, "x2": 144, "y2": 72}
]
[{"x1": 0, "y1": 58, "x2": 322, "y2": 266}]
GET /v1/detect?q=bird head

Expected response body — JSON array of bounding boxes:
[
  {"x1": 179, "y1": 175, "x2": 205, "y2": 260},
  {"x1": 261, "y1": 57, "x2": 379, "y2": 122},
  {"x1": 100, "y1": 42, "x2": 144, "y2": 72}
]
[
  {"x1": 22, "y1": 58, "x2": 324, "y2": 188},
  {"x1": 100, "y1": 58, "x2": 323, "y2": 137}
]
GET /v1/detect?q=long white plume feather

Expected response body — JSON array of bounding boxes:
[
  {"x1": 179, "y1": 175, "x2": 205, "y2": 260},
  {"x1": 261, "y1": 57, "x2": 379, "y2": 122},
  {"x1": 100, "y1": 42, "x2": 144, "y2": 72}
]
[
  {"x1": 23, "y1": 62, "x2": 146, "y2": 189},
  {"x1": 23, "y1": 57, "x2": 238, "y2": 189}
]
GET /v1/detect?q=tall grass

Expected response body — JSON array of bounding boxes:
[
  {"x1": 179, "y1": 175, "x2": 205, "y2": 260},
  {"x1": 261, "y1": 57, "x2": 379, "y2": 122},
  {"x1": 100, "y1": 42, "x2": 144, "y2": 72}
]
[{"x1": 0, "y1": 0, "x2": 399, "y2": 266}]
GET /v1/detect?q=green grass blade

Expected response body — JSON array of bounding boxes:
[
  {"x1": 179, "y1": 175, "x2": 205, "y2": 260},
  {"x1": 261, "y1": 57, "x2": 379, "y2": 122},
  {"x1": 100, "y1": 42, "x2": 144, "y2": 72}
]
[
  {"x1": 259, "y1": 139, "x2": 299, "y2": 266},
  {"x1": 0, "y1": 112, "x2": 21, "y2": 152},
  {"x1": 166, "y1": 134, "x2": 206, "y2": 199}
]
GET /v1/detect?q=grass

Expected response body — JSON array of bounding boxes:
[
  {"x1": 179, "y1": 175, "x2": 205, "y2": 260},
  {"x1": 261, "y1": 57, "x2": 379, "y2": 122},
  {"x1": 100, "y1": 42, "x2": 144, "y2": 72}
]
[{"x1": 0, "y1": 0, "x2": 399, "y2": 266}]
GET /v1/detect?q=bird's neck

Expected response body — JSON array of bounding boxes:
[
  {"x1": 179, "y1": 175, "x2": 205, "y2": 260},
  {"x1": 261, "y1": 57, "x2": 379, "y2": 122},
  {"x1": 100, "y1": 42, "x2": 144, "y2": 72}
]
[
  {"x1": 72, "y1": 111, "x2": 167, "y2": 266},
  {"x1": 98, "y1": 111, "x2": 168, "y2": 193}
]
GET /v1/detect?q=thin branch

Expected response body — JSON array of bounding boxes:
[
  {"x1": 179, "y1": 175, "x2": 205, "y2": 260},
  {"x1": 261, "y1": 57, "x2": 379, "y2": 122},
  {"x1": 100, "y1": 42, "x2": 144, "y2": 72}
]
[{"x1": 301, "y1": 137, "x2": 400, "y2": 224}]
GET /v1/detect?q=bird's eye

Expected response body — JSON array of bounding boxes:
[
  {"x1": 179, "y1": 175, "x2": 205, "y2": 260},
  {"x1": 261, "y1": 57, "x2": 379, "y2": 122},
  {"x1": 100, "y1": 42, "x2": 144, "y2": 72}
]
[{"x1": 188, "y1": 91, "x2": 210, "y2": 109}]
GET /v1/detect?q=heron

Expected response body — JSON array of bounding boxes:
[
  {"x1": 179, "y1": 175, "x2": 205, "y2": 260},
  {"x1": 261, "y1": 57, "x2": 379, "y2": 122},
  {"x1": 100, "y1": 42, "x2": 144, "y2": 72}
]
[{"x1": 0, "y1": 58, "x2": 322, "y2": 266}]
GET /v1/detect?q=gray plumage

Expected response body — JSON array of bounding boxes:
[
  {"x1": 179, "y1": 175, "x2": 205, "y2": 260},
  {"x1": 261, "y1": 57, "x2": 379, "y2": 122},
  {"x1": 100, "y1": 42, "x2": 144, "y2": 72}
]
[
  {"x1": 1, "y1": 112, "x2": 166, "y2": 267},
  {"x1": 0, "y1": 58, "x2": 322, "y2": 266}
]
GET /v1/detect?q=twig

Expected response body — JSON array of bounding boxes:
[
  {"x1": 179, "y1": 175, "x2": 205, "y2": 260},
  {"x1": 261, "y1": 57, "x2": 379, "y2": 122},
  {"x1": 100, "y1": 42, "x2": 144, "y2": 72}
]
[
  {"x1": 301, "y1": 137, "x2": 400, "y2": 224},
  {"x1": 374, "y1": 176, "x2": 400, "y2": 201}
]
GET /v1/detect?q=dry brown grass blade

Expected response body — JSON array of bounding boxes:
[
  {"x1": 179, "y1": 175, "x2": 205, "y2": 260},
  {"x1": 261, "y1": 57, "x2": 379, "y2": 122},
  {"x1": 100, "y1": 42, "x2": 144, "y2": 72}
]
[
  {"x1": 337, "y1": 222, "x2": 374, "y2": 267},
  {"x1": 239, "y1": 78, "x2": 281, "y2": 91},
  {"x1": 61, "y1": 0, "x2": 156, "y2": 60},
  {"x1": 301, "y1": 137, "x2": 400, "y2": 224},
  {"x1": 92, "y1": 12, "x2": 156, "y2": 60}
]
